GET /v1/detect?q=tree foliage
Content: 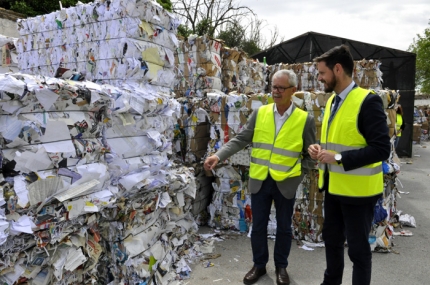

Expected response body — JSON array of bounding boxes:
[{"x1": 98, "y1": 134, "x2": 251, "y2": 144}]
[
  {"x1": 216, "y1": 20, "x2": 262, "y2": 55},
  {"x1": 240, "y1": 39, "x2": 261, "y2": 56},
  {"x1": 156, "y1": 0, "x2": 173, "y2": 12},
  {"x1": 216, "y1": 18, "x2": 283, "y2": 56},
  {"x1": 178, "y1": 25, "x2": 193, "y2": 38},
  {"x1": 177, "y1": 24, "x2": 193, "y2": 38},
  {"x1": 173, "y1": 0, "x2": 253, "y2": 36},
  {"x1": 5, "y1": 0, "x2": 92, "y2": 17},
  {"x1": 173, "y1": 0, "x2": 283, "y2": 56},
  {"x1": 217, "y1": 20, "x2": 246, "y2": 49},
  {"x1": 408, "y1": 21, "x2": 430, "y2": 94},
  {"x1": 195, "y1": 18, "x2": 215, "y2": 37}
]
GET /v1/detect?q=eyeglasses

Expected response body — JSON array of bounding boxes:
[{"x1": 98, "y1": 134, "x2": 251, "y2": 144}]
[{"x1": 271, "y1": 85, "x2": 294, "y2": 92}]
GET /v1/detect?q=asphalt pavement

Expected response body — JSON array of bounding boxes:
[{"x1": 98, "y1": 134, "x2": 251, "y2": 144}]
[{"x1": 187, "y1": 141, "x2": 430, "y2": 285}]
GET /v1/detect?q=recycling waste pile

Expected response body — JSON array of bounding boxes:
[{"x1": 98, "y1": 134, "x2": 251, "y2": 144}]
[
  {"x1": 174, "y1": 38, "x2": 266, "y2": 98},
  {"x1": 0, "y1": 1, "x2": 211, "y2": 284},
  {"x1": 172, "y1": 38, "x2": 414, "y2": 249},
  {"x1": 0, "y1": 35, "x2": 19, "y2": 73},
  {"x1": 0, "y1": 2, "x2": 418, "y2": 281},
  {"x1": 0, "y1": 74, "x2": 203, "y2": 285},
  {"x1": 412, "y1": 106, "x2": 429, "y2": 144},
  {"x1": 15, "y1": 0, "x2": 180, "y2": 86}
]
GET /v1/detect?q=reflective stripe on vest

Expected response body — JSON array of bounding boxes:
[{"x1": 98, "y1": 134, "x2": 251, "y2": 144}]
[
  {"x1": 252, "y1": 142, "x2": 301, "y2": 157},
  {"x1": 250, "y1": 157, "x2": 302, "y2": 172},
  {"x1": 318, "y1": 87, "x2": 383, "y2": 197},
  {"x1": 250, "y1": 104, "x2": 308, "y2": 182}
]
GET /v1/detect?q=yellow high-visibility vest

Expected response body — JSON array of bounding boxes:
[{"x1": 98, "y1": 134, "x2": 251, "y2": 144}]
[
  {"x1": 396, "y1": 113, "x2": 403, "y2": 137},
  {"x1": 249, "y1": 104, "x2": 308, "y2": 181},
  {"x1": 318, "y1": 88, "x2": 383, "y2": 197}
]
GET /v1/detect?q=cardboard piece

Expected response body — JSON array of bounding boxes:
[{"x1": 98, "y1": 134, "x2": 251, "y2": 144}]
[
  {"x1": 413, "y1": 124, "x2": 421, "y2": 142},
  {"x1": 421, "y1": 120, "x2": 428, "y2": 131}
]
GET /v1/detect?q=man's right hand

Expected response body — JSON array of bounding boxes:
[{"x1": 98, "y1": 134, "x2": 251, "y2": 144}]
[
  {"x1": 204, "y1": 155, "x2": 220, "y2": 171},
  {"x1": 308, "y1": 144, "x2": 321, "y2": 160}
]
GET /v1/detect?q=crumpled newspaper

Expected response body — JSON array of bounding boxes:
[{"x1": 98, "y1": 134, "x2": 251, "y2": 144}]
[{"x1": 399, "y1": 213, "x2": 416, "y2": 228}]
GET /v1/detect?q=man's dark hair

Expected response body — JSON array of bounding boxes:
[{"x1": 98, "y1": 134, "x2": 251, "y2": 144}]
[{"x1": 313, "y1": 45, "x2": 354, "y2": 77}]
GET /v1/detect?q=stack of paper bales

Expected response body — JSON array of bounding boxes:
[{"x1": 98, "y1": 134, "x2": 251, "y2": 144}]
[
  {"x1": 0, "y1": 71, "x2": 201, "y2": 285},
  {"x1": 16, "y1": 0, "x2": 180, "y2": 88}
]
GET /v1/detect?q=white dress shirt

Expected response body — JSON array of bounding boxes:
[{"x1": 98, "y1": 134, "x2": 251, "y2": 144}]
[
  {"x1": 274, "y1": 102, "x2": 293, "y2": 135},
  {"x1": 332, "y1": 80, "x2": 356, "y2": 112}
]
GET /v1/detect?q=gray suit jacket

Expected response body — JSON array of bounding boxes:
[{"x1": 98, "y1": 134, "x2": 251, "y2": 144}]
[{"x1": 216, "y1": 104, "x2": 316, "y2": 199}]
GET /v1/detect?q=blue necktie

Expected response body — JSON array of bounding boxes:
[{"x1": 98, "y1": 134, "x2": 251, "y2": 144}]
[{"x1": 328, "y1": 95, "x2": 341, "y2": 124}]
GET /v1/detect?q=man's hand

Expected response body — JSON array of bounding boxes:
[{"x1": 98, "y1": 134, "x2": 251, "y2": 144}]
[
  {"x1": 204, "y1": 155, "x2": 220, "y2": 171},
  {"x1": 317, "y1": 149, "x2": 336, "y2": 164},
  {"x1": 308, "y1": 144, "x2": 321, "y2": 160}
]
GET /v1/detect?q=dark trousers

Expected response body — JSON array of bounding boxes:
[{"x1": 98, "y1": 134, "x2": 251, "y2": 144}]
[
  {"x1": 394, "y1": 136, "x2": 400, "y2": 148},
  {"x1": 322, "y1": 191, "x2": 376, "y2": 285},
  {"x1": 250, "y1": 175, "x2": 295, "y2": 268}
]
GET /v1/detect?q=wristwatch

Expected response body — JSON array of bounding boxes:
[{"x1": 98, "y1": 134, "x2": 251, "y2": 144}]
[{"x1": 334, "y1": 153, "x2": 342, "y2": 165}]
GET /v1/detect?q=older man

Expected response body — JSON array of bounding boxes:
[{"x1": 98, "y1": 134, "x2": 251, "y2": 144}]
[{"x1": 204, "y1": 69, "x2": 316, "y2": 285}]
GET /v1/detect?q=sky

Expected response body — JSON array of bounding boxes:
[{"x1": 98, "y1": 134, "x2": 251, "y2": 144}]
[{"x1": 244, "y1": 0, "x2": 430, "y2": 51}]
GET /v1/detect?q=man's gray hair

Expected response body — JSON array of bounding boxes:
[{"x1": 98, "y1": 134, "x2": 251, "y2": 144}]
[{"x1": 272, "y1": 69, "x2": 298, "y2": 87}]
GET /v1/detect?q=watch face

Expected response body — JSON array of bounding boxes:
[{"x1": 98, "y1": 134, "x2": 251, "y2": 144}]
[{"x1": 335, "y1": 154, "x2": 341, "y2": 161}]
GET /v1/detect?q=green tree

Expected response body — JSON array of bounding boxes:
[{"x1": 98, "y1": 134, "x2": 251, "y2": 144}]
[
  {"x1": 216, "y1": 18, "x2": 282, "y2": 56},
  {"x1": 409, "y1": 21, "x2": 430, "y2": 94},
  {"x1": 216, "y1": 20, "x2": 260, "y2": 55},
  {"x1": 241, "y1": 39, "x2": 260, "y2": 56},
  {"x1": 217, "y1": 20, "x2": 246, "y2": 48},
  {"x1": 173, "y1": 0, "x2": 253, "y2": 36},
  {"x1": 156, "y1": 0, "x2": 172, "y2": 12},
  {"x1": 7, "y1": 0, "x2": 92, "y2": 17},
  {"x1": 173, "y1": 0, "x2": 283, "y2": 53},
  {"x1": 177, "y1": 24, "x2": 193, "y2": 38},
  {"x1": 177, "y1": 18, "x2": 214, "y2": 38},
  {"x1": 195, "y1": 18, "x2": 214, "y2": 37}
]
